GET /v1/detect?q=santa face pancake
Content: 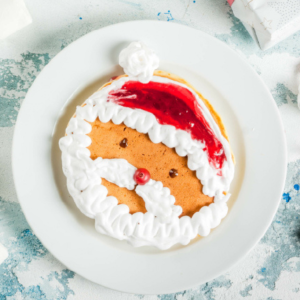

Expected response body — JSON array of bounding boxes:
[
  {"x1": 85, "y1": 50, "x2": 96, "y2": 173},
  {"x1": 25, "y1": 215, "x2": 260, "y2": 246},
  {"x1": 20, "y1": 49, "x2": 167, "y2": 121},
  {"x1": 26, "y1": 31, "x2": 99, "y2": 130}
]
[{"x1": 59, "y1": 42, "x2": 234, "y2": 250}]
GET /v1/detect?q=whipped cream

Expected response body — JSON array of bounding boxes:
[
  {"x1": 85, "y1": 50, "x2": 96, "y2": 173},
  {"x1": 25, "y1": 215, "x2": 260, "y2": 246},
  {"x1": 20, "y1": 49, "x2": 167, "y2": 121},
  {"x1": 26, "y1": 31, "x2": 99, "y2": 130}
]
[
  {"x1": 136, "y1": 180, "x2": 182, "y2": 224},
  {"x1": 119, "y1": 42, "x2": 159, "y2": 84},
  {"x1": 59, "y1": 75, "x2": 234, "y2": 249},
  {"x1": 95, "y1": 158, "x2": 137, "y2": 190}
]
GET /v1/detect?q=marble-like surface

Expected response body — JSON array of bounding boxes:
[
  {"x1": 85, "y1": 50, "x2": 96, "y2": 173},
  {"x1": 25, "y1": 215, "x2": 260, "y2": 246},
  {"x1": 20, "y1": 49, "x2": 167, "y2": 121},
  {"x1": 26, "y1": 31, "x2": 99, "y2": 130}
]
[{"x1": 1, "y1": 0, "x2": 300, "y2": 299}]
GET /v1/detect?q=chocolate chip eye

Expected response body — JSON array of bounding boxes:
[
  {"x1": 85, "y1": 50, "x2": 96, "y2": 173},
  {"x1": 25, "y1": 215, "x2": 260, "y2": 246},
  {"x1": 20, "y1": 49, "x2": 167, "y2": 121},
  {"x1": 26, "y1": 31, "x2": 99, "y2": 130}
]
[
  {"x1": 169, "y1": 169, "x2": 178, "y2": 178},
  {"x1": 119, "y1": 138, "x2": 128, "y2": 148}
]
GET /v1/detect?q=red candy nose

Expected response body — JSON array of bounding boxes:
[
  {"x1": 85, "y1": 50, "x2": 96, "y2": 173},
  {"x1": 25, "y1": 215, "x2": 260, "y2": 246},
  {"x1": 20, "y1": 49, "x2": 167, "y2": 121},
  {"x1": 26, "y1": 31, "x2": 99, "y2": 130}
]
[{"x1": 134, "y1": 168, "x2": 150, "y2": 185}]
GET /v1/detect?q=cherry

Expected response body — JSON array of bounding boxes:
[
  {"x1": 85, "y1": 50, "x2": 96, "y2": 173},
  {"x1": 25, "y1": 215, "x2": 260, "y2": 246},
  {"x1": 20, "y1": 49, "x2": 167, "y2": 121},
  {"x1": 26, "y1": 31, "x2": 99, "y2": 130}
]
[{"x1": 133, "y1": 168, "x2": 150, "y2": 185}]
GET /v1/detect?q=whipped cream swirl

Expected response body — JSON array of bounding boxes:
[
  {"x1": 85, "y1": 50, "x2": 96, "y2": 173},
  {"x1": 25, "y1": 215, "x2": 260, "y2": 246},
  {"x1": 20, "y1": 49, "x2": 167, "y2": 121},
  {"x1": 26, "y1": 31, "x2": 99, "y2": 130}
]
[
  {"x1": 119, "y1": 41, "x2": 159, "y2": 83},
  {"x1": 59, "y1": 76, "x2": 234, "y2": 249}
]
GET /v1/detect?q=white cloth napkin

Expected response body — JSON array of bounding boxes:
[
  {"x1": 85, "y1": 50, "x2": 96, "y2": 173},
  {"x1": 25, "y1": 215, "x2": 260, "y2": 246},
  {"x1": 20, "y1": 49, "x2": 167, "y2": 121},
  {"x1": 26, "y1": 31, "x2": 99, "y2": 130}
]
[
  {"x1": 0, "y1": 0, "x2": 32, "y2": 40},
  {"x1": 230, "y1": 0, "x2": 300, "y2": 50}
]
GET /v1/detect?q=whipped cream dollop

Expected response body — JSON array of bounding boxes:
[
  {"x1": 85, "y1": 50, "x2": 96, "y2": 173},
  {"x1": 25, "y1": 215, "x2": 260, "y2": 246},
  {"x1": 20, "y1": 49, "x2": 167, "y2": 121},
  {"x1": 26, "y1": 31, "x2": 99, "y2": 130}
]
[
  {"x1": 119, "y1": 41, "x2": 159, "y2": 84},
  {"x1": 59, "y1": 75, "x2": 234, "y2": 249}
]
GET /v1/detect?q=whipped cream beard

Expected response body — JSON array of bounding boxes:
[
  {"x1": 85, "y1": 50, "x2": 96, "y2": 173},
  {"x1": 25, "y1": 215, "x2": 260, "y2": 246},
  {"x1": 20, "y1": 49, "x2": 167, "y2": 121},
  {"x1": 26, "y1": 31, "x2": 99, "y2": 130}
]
[{"x1": 59, "y1": 42, "x2": 234, "y2": 250}]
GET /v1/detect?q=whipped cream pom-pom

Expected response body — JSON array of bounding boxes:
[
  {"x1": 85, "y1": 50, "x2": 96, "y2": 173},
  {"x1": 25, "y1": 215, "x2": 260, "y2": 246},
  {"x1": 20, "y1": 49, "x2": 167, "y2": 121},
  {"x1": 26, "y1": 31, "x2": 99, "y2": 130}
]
[{"x1": 119, "y1": 41, "x2": 159, "y2": 84}]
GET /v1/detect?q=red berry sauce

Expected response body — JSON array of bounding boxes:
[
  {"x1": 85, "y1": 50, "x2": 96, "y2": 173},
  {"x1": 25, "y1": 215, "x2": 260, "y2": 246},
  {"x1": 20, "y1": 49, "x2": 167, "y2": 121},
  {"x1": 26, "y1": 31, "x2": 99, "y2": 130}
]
[{"x1": 109, "y1": 81, "x2": 226, "y2": 171}]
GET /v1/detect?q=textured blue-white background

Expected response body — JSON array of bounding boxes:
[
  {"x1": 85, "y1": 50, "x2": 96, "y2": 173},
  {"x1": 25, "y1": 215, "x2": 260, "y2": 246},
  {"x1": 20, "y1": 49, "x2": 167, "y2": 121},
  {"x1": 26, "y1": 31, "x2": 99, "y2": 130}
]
[{"x1": 1, "y1": 0, "x2": 300, "y2": 299}]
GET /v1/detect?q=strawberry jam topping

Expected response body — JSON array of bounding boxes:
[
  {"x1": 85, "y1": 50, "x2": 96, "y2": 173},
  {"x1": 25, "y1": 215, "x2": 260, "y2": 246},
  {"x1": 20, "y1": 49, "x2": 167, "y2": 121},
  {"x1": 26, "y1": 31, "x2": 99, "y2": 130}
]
[{"x1": 109, "y1": 80, "x2": 226, "y2": 171}]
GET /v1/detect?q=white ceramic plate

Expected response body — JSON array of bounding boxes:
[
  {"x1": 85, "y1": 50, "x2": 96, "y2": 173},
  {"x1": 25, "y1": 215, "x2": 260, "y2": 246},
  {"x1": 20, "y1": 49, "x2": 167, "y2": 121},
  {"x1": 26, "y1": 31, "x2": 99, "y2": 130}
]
[{"x1": 12, "y1": 21, "x2": 287, "y2": 294}]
